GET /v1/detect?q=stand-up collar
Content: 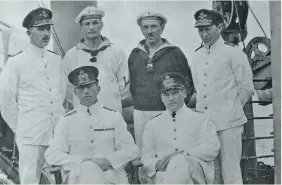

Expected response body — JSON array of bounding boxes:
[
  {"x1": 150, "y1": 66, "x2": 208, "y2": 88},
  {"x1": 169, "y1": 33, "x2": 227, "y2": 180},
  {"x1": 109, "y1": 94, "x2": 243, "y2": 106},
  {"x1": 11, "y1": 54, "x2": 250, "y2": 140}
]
[
  {"x1": 204, "y1": 37, "x2": 224, "y2": 51},
  {"x1": 27, "y1": 42, "x2": 46, "y2": 57},
  {"x1": 165, "y1": 104, "x2": 187, "y2": 118},
  {"x1": 78, "y1": 101, "x2": 101, "y2": 114}
]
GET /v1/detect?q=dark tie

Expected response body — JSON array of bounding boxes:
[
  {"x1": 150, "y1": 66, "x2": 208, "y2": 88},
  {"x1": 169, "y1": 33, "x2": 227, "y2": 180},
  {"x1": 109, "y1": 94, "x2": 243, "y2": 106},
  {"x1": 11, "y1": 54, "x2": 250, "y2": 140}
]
[
  {"x1": 172, "y1": 111, "x2": 176, "y2": 118},
  {"x1": 87, "y1": 108, "x2": 92, "y2": 116}
]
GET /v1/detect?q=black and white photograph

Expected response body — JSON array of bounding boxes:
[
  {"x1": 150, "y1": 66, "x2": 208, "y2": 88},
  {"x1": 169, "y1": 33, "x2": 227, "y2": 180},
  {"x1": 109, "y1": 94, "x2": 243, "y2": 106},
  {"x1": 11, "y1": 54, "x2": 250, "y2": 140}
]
[{"x1": 0, "y1": 0, "x2": 280, "y2": 184}]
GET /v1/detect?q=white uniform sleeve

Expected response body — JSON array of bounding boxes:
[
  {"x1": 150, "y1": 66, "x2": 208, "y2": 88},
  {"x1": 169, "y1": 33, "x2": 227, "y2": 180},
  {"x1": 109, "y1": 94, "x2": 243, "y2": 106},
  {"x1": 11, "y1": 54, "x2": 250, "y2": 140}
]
[
  {"x1": 115, "y1": 49, "x2": 130, "y2": 101},
  {"x1": 186, "y1": 116, "x2": 220, "y2": 162},
  {"x1": 231, "y1": 48, "x2": 254, "y2": 106},
  {"x1": 106, "y1": 112, "x2": 139, "y2": 169},
  {"x1": 0, "y1": 58, "x2": 19, "y2": 132},
  {"x1": 45, "y1": 117, "x2": 85, "y2": 171},
  {"x1": 141, "y1": 123, "x2": 161, "y2": 177}
]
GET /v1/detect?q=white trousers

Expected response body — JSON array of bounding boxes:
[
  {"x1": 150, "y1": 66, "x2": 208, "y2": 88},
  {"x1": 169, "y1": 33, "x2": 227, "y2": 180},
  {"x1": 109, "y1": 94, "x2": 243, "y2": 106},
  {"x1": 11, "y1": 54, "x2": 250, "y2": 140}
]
[
  {"x1": 214, "y1": 125, "x2": 244, "y2": 184},
  {"x1": 153, "y1": 154, "x2": 206, "y2": 184},
  {"x1": 133, "y1": 109, "x2": 163, "y2": 149},
  {"x1": 67, "y1": 161, "x2": 128, "y2": 184},
  {"x1": 17, "y1": 144, "x2": 47, "y2": 184}
]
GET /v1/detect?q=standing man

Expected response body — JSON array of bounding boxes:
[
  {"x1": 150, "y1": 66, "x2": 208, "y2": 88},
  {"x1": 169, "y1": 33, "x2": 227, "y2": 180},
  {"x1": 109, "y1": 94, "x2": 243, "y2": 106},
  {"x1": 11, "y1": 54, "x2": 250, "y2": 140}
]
[
  {"x1": 128, "y1": 10, "x2": 194, "y2": 149},
  {"x1": 0, "y1": 8, "x2": 66, "y2": 184},
  {"x1": 45, "y1": 66, "x2": 139, "y2": 184},
  {"x1": 190, "y1": 9, "x2": 254, "y2": 184},
  {"x1": 63, "y1": 6, "x2": 130, "y2": 113},
  {"x1": 141, "y1": 72, "x2": 219, "y2": 184}
]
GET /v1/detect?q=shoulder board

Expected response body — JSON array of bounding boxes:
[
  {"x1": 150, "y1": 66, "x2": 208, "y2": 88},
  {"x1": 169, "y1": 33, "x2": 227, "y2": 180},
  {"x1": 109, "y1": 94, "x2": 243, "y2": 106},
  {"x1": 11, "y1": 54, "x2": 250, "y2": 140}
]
[
  {"x1": 47, "y1": 50, "x2": 59, "y2": 55},
  {"x1": 150, "y1": 113, "x2": 162, "y2": 120},
  {"x1": 224, "y1": 42, "x2": 236, "y2": 47},
  {"x1": 191, "y1": 109, "x2": 204, "y2": 114},
  {"x1": 103, "y1": 106, "x2": 117, "y2": 112},
  {"x1": 194, "y1": 45, "x2": 204, "y2": 52},
  {"x1": 64, "y1": 109, "x2": 77, "y2": 117},
  {"x1": 9, "y1": 50, "x2": 23, "y2": 57}
]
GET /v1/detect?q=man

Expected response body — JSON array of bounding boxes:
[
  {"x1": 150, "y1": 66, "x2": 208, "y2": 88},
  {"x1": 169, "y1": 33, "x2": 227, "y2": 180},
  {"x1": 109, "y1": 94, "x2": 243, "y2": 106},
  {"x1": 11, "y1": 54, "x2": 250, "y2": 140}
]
[
  {"x1": 0, "y1": 8, "x2": 66, "y2": 184},
  {"x1": 141, "y1": 72, "x2": 219, "y2": 184},
  {"x1": 190, "y1": 9, "x2": 254, "y2": 184},
  {"x1": 63, "y1": 6, "x2": 130, "y2": 113},
  {"x1": 128, "y1": 10, "x2": 194, "y2": 149},
  {"x1": 45, "y1": 66, "x2": 139, "y2": 184}
]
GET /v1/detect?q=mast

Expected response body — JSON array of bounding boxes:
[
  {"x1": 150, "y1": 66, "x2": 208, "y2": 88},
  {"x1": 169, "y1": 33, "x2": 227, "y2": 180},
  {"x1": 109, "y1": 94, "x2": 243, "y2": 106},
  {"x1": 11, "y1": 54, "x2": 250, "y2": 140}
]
[{"x1": 269, "y1": 1, "x2": 281, "y2": 184}]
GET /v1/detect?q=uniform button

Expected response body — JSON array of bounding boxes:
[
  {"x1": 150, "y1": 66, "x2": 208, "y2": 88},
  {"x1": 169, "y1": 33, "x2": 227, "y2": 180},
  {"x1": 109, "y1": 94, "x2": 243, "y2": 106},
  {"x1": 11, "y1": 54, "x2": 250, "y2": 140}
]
[
  {"x1": 47, "y1": 77, "x2": 49, "y2": 80},
  {"x1": 175, "y1": 148, "x2": 179, "y2": 151},
  {"x1": 90, "y1": 140, "x2": 94, "y2": 143},
  {"x1": 174, "y1": 138, "x2": 177, "y2": 140},
  {"x1": 90, "y1": 126, "x2": 93, "y2": 129},
  {"x1": 51, "y1": 113, "x2": 53, "y2": 116},
  {"x1": 174, "y1": 128, "x2": 177, "y2": 132},
  {"x1": 204, "y1": 73, "x2": 207, "y2": 76},
  {"x1": 51, "y1": 101, "x2": 53, "y2": 104},
  {"x1": 205, "y1": 62, "x2": 208, "y2": 65},
  {"x1": 204, "y1": 84, "x2": 207, "y2": 87},
  {"x1": 205, "y1": 107, "x2": 208, "y2": 110},
  {"x1": 45, "y1": 65, "x2": 47, "y2": 68},
  {"x1": 49, "y1": 88, "x2": 52, "y2": 92},
  {"x1": 204, "y1": 95, "x2": 207, "y2": 98},
  {"x1": 173, "y1": 119, "x2": 176, "y2": 122}
]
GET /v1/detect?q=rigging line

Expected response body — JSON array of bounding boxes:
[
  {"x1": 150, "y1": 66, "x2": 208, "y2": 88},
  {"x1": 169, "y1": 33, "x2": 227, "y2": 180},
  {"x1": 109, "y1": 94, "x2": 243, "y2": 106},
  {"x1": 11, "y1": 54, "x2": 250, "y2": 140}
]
[
  {"x1": 246, "y1": 1, "x2": 267, "y2": 38},
  {"x1": 234, "y1": 1, "x2": 246, "y2": 50}
]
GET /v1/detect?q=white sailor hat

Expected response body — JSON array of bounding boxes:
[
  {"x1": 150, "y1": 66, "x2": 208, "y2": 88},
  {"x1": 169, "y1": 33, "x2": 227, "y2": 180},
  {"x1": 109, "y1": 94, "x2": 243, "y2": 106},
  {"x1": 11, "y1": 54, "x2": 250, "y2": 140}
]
[
  {"x1": 76, "y1": 6, "x2": 105, "y2": 24},
  {"x1": 136, "y1": 10, "x2": 167, "y2": 26}
]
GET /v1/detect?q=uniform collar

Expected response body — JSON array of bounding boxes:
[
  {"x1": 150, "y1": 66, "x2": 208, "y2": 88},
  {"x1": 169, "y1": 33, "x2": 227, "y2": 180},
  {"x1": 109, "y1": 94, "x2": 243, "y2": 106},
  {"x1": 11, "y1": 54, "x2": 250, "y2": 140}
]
[
  {"x1": 78, "y1": 101, "x2": 102, "y2": 114},
  {"x1": 76, "y1": 36, "x2": 112, "y2": 51},
  {"x1": 204, "y1": 37, "x2": 224, "y2": 51},
  {"x1": 165, "y1": 104, "x2": 187, "y2": 118},
  {"x1": 136, "y1": 38, "x2": 175, "y2": 54},
  {"x1": 28, "y1": 42, "x2": 46, "y2": 57}
]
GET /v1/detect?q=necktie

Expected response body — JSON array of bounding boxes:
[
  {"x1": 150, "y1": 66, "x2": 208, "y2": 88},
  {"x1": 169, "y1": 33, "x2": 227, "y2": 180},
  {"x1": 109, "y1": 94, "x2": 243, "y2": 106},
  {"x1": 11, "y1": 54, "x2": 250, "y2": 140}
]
[
  {"x1": 172, "y1": 111, "x2": 176, "y2": 118},
  {"x1": 87, "y1": 108, "x2": 92, "y2": 116}
]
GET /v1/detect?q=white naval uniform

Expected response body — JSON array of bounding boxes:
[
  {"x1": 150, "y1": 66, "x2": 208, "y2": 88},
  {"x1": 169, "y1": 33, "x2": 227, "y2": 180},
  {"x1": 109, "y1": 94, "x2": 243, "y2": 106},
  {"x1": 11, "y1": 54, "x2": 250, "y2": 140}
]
[
  {"x1": 191, "y1": 37, "x2": 254, "y2": 184},
  {"x1": 0, "y1": 43, "x2": 66, "y2": 184},
  {"x1": 141, "y1": 105, "x2": 220, "y2": 184},
  {"x1": 45, "y1": 102, "x2": 140, "y2": 184},
  {"x1": 63, "y1": 37, "x2": 130, "y2": 113}
]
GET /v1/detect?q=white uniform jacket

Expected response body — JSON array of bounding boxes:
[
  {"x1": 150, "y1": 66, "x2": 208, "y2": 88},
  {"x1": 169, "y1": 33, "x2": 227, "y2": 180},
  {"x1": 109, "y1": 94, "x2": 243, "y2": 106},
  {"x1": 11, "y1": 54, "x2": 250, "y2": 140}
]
[
  {"x1": 45, "y1": 102, "x2": 139, "y2": 183},
  {"x1": 191, "y1": 38, "x2": 254, "y2": 131},
  {"x1": 141, "y1": 105, "x2": 220, "y2": 183},
  {"x1": 63, "y1": 37, "x2": 130, "y2": 113},
  {"x1": 0, "y1": 43, "x2": 66, "y2": 145}
]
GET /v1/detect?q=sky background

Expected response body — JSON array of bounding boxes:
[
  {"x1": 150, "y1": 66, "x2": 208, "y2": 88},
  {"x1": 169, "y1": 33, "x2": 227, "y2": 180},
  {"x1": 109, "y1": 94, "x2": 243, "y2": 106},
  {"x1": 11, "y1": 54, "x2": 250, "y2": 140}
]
[{"x1": 0, "y1": 0, "x2": 274, "y2": 165}]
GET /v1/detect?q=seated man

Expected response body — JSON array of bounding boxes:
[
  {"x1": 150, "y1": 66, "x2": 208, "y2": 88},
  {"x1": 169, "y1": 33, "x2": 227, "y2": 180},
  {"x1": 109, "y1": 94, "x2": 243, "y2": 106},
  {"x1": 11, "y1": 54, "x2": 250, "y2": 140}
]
[
  {"x1": 45, "y1": 66, "x2": 139, "y2": 184},
  {"x1": 141, "y1": 72, "x2": 220, "y2": 184}
]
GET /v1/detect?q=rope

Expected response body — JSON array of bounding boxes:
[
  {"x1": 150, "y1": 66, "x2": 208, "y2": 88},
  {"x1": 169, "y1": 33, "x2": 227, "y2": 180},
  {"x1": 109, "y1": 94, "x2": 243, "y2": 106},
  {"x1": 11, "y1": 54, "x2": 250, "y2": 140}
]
[
  {"x1": 234, "y1": 1, "x2": 246, "y2": 50},
  {"x1": 246, "y1": 1, "x2": 268, "y2": 38}
]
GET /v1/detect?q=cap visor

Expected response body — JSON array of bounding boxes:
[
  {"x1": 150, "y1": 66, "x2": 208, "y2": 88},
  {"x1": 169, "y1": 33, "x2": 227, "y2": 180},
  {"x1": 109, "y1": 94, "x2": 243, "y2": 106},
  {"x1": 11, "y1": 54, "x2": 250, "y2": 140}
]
[
  {"x1": 76, "y1": 80, "x2": 97, "y2": 87},
  {"x1": 33, "y1": 22, "x2": 54, "y2": 27},
  {"x1": 161, "y1": 86, "x2": 185, "y2": 93}
]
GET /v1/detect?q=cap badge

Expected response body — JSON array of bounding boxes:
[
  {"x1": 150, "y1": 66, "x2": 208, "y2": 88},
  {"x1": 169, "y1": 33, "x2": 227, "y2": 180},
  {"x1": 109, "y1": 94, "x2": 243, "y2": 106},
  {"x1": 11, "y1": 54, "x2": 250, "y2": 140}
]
[
  {"x1": 163, "y1": 75, "x2": 174, "y2": 87},
  {"x1": 78, "y1": 70, "x2": 89, "y2": 83},
  {"x1": 198, "y1": 12, "x2": 207, "y2": 20},
  {"x1": 40, "y1": 10, "x2": 49, "y2": 18}
]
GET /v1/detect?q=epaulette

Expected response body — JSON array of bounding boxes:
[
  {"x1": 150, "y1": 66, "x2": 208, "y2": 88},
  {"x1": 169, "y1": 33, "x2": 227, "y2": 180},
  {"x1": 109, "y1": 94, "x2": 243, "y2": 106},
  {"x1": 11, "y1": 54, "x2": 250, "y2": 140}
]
[
  {"x1": 64, "y1": 109, "x2": 77, "y2": 117},
  {"x1": 103, "y1": 106, "x2": 117, "y2": 112},
  {"x1": 194, "y1": 45, "x2": 204, "y2": 52},
  {"x1": 47, "y1": 50, "x2": 59, "y2": 55},
  {"x1": 9, "y1": 50, "x2": 23, "y2": 57},
  {"x1": 150, "y1": 113, "x2": 162, "y2": 120},
  {"x1": 224, "y1": 41, "x2": 236, "y2": 47},
  {"x1": 191, "y1": 109, "x2": 204, "y2": 114}
]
